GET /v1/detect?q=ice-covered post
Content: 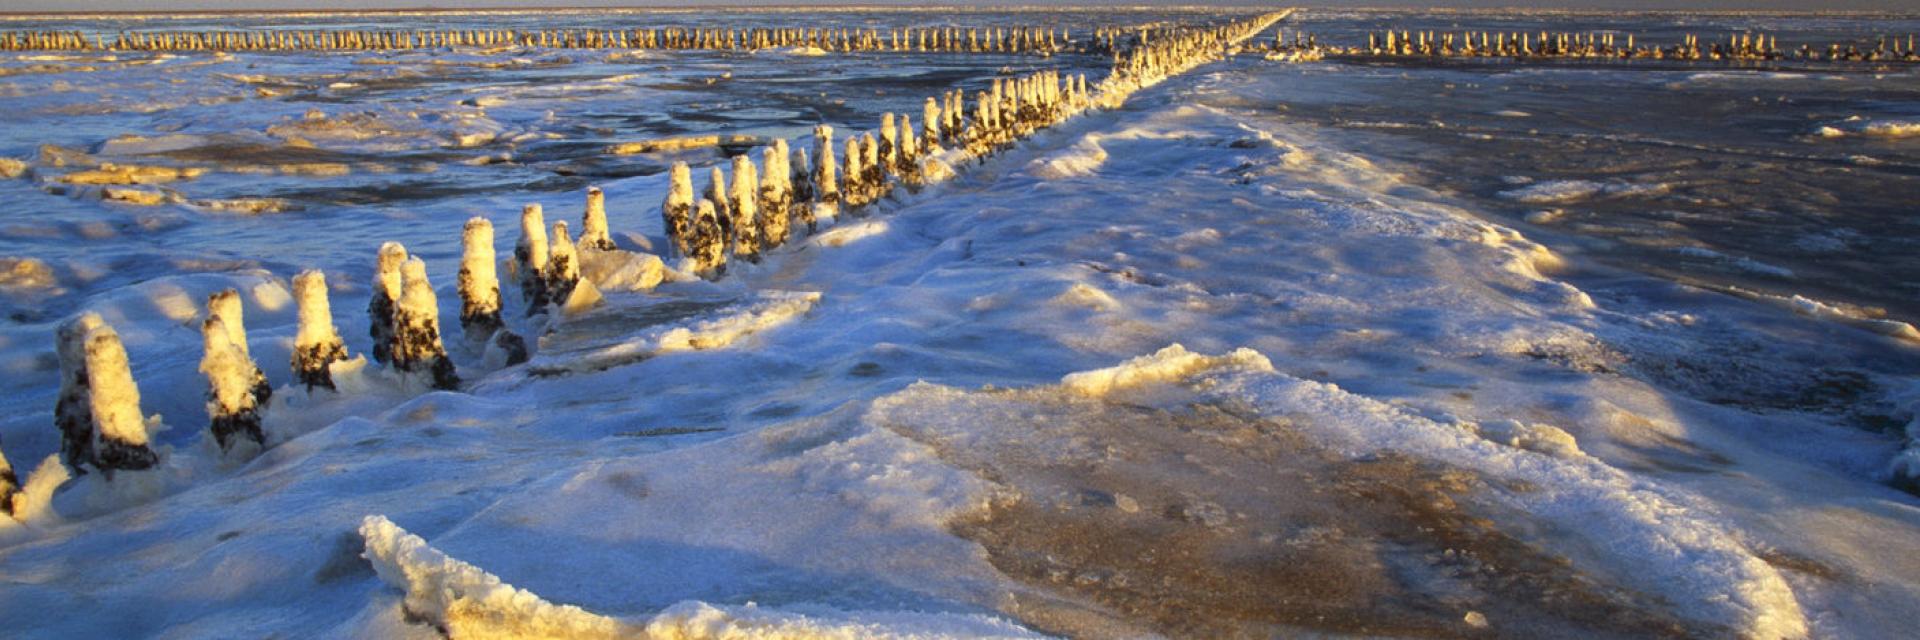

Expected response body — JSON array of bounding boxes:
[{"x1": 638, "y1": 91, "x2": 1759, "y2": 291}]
[
  {"x1": 393, "y1": 258, "x2": 460, "y2": 390},
  {"x1": 729, "y1": 154, "x2": 761, "y2": 262},
  {"x1": 945, "y1": 91, "x2": 963, "y2": 145},
  {"x1": 662, "y1": 162, "x2": 694, "y2": 258},
  {"x1": 85, "y1": 323, "x2": 159, "y2": 477},
  {"x1": 0, "y1": 439, "x2": 16, "y2": 516},
  {"x1": 990, "y1": 79, "x2": 1006, "y2": 136},
  {"x1": 879, "y1": 113, "x2": 898, "y2": 178},
  {"x1": 760, "y1": 140, "x2": 791, "y2": 249},
  {"x1": 515, "y1": 205, "x2": 550, "y2": 314},
  {"x1": 579, "y1": 186, "x2": 615, "y2": 251},
  {"x1": 691, "y1": 199, "x2": 726, "y2": 278},
  {"x1": 971, "y1": 91, "x2": 993, "y2": 154},
  {"x1": 200, "y1": 315, "x2": 265, "y2": 452},
  {"x1": 791, "y1": 146, "x2": 816, "y2": 234},
  {"x1": 457, "y1": 218, "x2": 504, "y2": 346},
  {"x1": 862, "y1": 133, "x2": 882, "y2": 196},
  {"x1": 207, "y1": 289, "x2": 272, "y2": 409},
  {"x1": 856, "y1": 135, "x2": 879, "y2": 206},
  {"x1": 813, "y1": 125, "x2": 839, "y2": 222},
  {"x1": 898, "y1": 115, "x2": 919, "y2": 177},
  {"x1": 292, "y1": 270, "x2": 349, "y2": 391},
  {"x1": 705, "y1": 167, "x2": 733, "y2": 242},
  {"x1": 54, "y1": 312, "x2": 103, "y2": 474},
  {"x1": 369, "y1": 242, "x2": 408, "y2": 364},
  {"x1": 546, "y1": 220, "x2": 580, "y2": 305},
  {"x1": 923, "y1": 97, "x2": 943, "y2": 153}
]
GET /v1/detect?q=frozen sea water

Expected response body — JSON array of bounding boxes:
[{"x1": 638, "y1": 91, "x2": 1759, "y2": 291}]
[
  {"x1": 1, "y1": 8, "x2": 1918, "y2": 640},
  {"x1": 1266, "y1": 9, "x2": 1920, "y2": 323}
]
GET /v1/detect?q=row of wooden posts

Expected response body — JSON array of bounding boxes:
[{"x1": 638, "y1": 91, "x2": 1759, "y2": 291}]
[
  {"x1": 658, "y1": 68, "x2": 1091, "y2": 279},
  {"x1": 0, "y1": 9, "x2": 1290, "y2": 517},
  {"x1": 1262, "y1": 29, "x2": 1920, "y2": 63},
  {"x1": 0, "y1": 25, "x2": 1095, "y2": 54}
]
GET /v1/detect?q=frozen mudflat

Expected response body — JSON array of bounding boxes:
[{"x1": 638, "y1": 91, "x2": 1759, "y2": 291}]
[{"x1": 3, "y1": 8, "x2": 1920, "y2": 640}]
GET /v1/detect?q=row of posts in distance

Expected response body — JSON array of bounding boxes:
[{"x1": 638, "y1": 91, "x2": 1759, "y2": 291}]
[
  {"x1": 0, "y1": 25, "x2": 1180, "y2": 55},
  {"x1": 1265, "y1": 29, "x2": 1920, "y2": 62}
]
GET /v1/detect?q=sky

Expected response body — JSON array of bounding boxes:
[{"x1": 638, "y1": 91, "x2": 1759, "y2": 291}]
[{"x1": 5, "y1": 1, "x2": 1919, "y2": 14}]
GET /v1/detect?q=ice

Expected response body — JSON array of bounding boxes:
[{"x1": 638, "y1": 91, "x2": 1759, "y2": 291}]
[
  {"x1": 361, "y1": 502, "x2": 1043, "y2": 638},
  {"x1": 6, "y1": 454, "x2": 69, "y2": 528},
  {"x1": 0, "y1": 256, "x2": 57, "y2": 292},
  {"x1": 871, "y1": 367, "x2": 1755, "y2": 636},
  {"x1": 1210, "y1": 368, "x2": 1808, "y2": 637},
  {"x1": 1817, "y1": 118, "x2": 1920, "y2": 139},
  {"x1": 1861, "y1": 120, "x2": 1920, "y2": 138},
  {"x1": 1717, "y1": 286, "x2": 1920, "y2": 343},
  {"x1": 1058, "y1": 343, "x2": 1271, "y2": 397},
  {"x1": 1498, "y1": 179, "x2": 1671, "y2": 204},
  {"x1": 1025, "y1": 136, "x2": 1107, "y2": 180},
  {"x1": 1, "y1": 8, "x2": 1918, "y2": 640},
  {"x1": 358, "y1": 514, "x2": 634, "y2": 639},
  {"x1": 577, "y1": 248, "x2": 668, "y2": 293},
  {"x1": 1673, "y1": 246, "x2": 1797, "y2": 279},
  {"x1": 523, "y1": 290, "x2": 820, "y2": 376}
]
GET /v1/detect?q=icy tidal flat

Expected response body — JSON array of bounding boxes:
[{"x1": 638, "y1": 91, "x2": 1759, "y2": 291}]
[{"x1": 3, "y1": 7, "x2": 1920, "y2": 640}]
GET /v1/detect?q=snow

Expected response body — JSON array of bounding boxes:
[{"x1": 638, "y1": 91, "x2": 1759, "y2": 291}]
[{"x1": 83, "y1": 322, "x2": 154, "y2": 450}]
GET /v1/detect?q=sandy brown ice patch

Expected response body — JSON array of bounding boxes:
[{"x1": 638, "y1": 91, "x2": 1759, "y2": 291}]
[{"x1": 876, "y1": 389, "x2": 1718, "y2": 639}]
